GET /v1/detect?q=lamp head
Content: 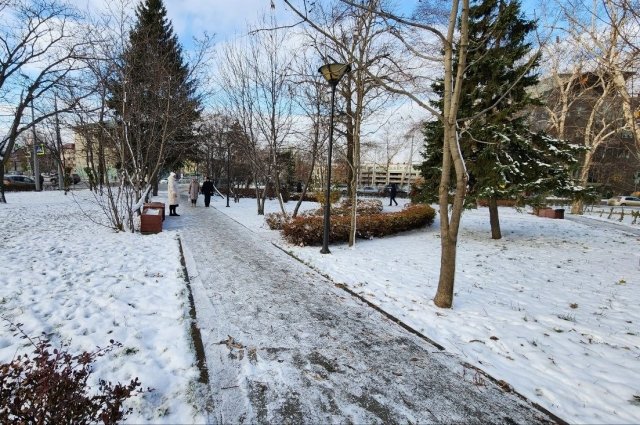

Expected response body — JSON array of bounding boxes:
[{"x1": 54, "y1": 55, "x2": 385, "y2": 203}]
[{"x1": 318, "y1": 63, "x2": 351, "y2": 86}]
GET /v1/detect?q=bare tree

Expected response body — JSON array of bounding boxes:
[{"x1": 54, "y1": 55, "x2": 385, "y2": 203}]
[
  {"x1": 544, "y1": 0, "x2": 636, "y2": 211},
  {"x1": 217, "y1": 36, "x2": 270, "y2": 214},
  {"x1": 249, "y1": 16, "x2": 297, "y2": 215},
  {"x1": 561, "y1": 1, "x2": 640, "y2": 146},
  {"x1": 282, "y1": 0, "x2": 398, "y2": 247},
  {"x1": 0, "y1": 0, "x2": 92, "y2": 202},
  {"x1": 535, "y1": 41, "x2": 623, "y2": 213},
  {"x1": 280, "y1": 0, "x2": 470, "y2": 308},
  {"x1": 217, "y1": 17, "x2": 297, "y2": 215},
  {"x1": 289, "y1": 52, "x2": 330, "y2": 218},
  {"x1": 364, "y1": 123, "x2": 410, "y2": 185},
  {"x1": 197, "y1": 112, "x2": 233, "y2": 186}
]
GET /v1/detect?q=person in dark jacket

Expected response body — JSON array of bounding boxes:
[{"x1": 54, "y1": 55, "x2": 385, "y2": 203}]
[
  {"x1": 389, "y1": 183, "x2": 398, "y2": 206},
  {"x1": 201, "y1": 176, "x2": 214, "y2": 207}
]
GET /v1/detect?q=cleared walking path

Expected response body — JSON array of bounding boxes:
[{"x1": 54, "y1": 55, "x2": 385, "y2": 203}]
[{"x1": 167, "y1": 202, "x2": 559, "y2": 424}]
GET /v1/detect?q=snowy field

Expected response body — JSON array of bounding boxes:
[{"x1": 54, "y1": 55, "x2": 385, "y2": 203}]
[
  {"x1": 212, "y1": 195, "x2": 640, "y2": 424},
  {"x1": 1, "y1": 189, "x2": 639, "y2": 423},
  {"x1": 0, "y1": 190, "x2": 205, "y2": 423}
]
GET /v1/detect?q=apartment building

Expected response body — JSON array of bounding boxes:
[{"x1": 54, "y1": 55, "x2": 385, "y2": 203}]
[{"x1": 358, "y1": 162, "x2": 419, "y2": 188}]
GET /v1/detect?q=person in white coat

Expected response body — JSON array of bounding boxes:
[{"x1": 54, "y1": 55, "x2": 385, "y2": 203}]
[
  {"x1": 188, "y1": 178, "x2": 199, "y2": 207},
  {"x1": 167, "y1": 172, "x2": 180, "y2": 216}
]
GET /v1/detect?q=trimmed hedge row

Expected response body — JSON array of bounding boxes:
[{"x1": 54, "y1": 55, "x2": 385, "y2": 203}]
[
  {"x1": 265, "y1": 198, "x2": 386, "y2": 231},
  {"x1": 281, "y1": 203, "x2": 436, "y2": 246},
  {"x1": 232, "y1": 187, "x2": 288, "y2": 200},
  {"x1": 288, "y1": 192, "x2": 320, "y2": 202}
]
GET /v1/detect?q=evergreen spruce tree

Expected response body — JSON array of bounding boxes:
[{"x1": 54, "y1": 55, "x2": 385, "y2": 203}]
[
  {"x1": 418, "y1": 0, "x2": 582, "y2": 239},
  {"x1": 109, "y1": 0, "x2": 200, "y2": 190}
]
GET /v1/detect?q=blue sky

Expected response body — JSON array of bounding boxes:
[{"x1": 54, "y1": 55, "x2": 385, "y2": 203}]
[
  {"x1": 158, "y1": 0, "x2": 543, "y2": 49},
  {"x1": 162, "y1": 0, "x2": 421, "y2": 46},
  {"x1": 69, "y1": 0, "x2": 541, "y2": 53}
]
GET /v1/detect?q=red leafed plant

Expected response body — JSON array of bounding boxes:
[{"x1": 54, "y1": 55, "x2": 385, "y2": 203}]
[{"x1": 0, "y1": 321, "x2": 147, "y2": 425}]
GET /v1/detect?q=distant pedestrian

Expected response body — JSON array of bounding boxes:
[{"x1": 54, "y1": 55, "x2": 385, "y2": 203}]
[
  {"x1": 167, "y1": 172, "x2": 180, "y2": 216},
  {"x1": 389, "y1": 183, "x2": 398, "y2": 206},
  {"x1": 38, "y1": 174, "x2": 43, "y2": 191},
  {"x1": 188, "y1": 178, "x2": 200, "y2": 207},
  {"x1": 201, "y1": 176, "x2": 214, "y2": 207}
]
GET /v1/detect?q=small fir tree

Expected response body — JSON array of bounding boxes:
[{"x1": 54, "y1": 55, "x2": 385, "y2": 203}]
[{"x1": 418, "y1": 0, "x2": 581, "y2": 239}]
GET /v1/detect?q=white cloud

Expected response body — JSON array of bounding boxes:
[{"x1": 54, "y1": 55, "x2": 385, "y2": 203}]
[{"x1": 166, "y1": 0, "x2": 286, "y2": 42}]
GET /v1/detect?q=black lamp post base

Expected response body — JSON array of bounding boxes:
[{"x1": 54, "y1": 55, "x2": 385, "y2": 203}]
[{"x1": 320, "y1": 247, "x2": 331, "y2": 254}]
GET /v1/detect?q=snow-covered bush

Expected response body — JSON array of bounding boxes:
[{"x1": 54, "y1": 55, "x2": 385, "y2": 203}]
[
  {"x1": 265, "y1": 212, "x2": 291, "y2": 230},
  {"x1": 332, "y1": 198, "x2": 384, "y2": 215}
]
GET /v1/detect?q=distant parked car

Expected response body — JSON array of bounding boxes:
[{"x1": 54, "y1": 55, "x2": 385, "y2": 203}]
[
  {"x1": 42, "y1": 172, "x2": 59, "y2": 185},
  {"x1": 42, "y1": 172, "x2": 80, "y2": 185},
  {"x1": 607, "y1": 195, "x2": 640, "y2": 206},
  {"x1": 357, "y1": 186, "x2": 379, "y2": 196},
  {"x1": 3, "y1": 175, "x2": 36, "y2": 191}
]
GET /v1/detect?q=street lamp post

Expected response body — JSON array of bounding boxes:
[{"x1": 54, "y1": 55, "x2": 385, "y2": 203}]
[{"x1": 318, "y1": 62, "x2": 351, "y2": 254}]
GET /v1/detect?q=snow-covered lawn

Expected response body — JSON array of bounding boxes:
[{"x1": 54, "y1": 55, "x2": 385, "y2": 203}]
[
  {"x1": 0, "y1": 190, "x2": 204, "y2": 423},
  {"x1": 2, "y1": 189, "x2": 639, "y2": 424},
  {"x1": 213, "y1": 195, "x2": 640, "y2": 424}
]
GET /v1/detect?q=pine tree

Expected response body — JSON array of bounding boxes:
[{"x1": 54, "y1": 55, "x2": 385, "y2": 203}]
[
  {"x1": 109, "y1": 0, "x2": 200, "y2": 189},
  {"x1": 418, "y1": 0, "x2": 581, "y2": 239}
]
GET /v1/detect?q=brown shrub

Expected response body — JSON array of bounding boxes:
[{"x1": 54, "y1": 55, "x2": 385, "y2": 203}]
[
  {"x1": 265, "y1": 212, "x2": 291, "y2": 230},
  {"x1": 315, "y1": 190, "x2": 341, "y2": 206},
  {"x1": 282, "y1": 203, "x2": 436, "y2": 246},
  {"x1": 289, "y1": 192, "x2": 322, "y2": 202},
  {"x1": 233, "y1": 187, "x2": 288, "y2": 200},
  {"x1": 333, "y1": 198, "x2": 384, "y2": 215},
  {"x1": 0, "y1": 326, "x2": 145, "y2": 425}
]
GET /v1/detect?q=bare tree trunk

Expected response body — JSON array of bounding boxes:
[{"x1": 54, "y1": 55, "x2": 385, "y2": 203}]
[
  {"x1": 571, "y1": 150, "x2": 593, "y2": 214},
  {"x1": 433, "y1": 0, "x2": 470, "y2": 309},
  {"x1": 434, "y1": 230, "x2": 458, "y2": 308},
  {"x1": 293, "y1": 167, "x2": 313, "y2": 217},
  {"x1": 345, "y1": 101, "x2": 355, "y2": 198},
  {"x1": 293, "y1": 129, "x2": 320, "y2": 218},
  {"x1": 259, "y1": 187, "x2": 267, "y2": 215},
  {"x1": 0, "y1": 162, "x2": 6, "y2": 203},
  {"x1": 488, "y1": 196, "x2": 502, "y2": 239},
  {"x1": 348, "y1": 131, "x2": 360, "y2": 247}
]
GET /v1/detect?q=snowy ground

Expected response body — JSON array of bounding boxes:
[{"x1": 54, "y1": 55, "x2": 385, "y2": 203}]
[
  {"x1": 0, "y1": 190, "x2": 205, "y2": 423},
  {"x1": 211, "y1": 195, "x2": 640, "y2": 424},
  {"x1": 1, "y1": 189, "x2": 639, "y2": 423}
]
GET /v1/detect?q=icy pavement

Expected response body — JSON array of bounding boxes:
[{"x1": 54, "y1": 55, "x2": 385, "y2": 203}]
[{"x1": 168, "y1": 204, "x2": 559, "y2": 424}]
